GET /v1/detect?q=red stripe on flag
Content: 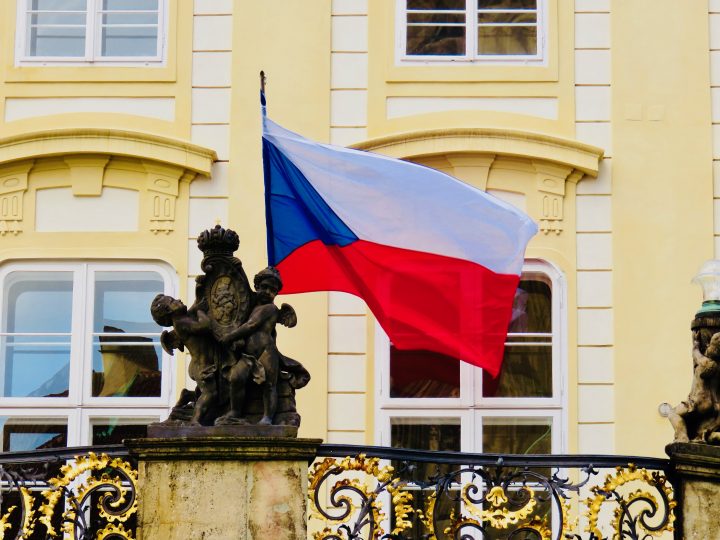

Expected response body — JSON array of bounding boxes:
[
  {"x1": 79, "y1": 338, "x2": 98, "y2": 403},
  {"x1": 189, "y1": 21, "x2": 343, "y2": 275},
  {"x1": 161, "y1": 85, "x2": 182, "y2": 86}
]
[{"x1": 276, "y1": 239, "x2": 519, "y2": 376}]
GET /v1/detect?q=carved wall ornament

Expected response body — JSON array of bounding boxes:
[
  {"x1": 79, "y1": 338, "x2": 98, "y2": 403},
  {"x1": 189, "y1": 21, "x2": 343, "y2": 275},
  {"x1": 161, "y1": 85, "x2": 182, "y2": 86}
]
[
  {"x1": 143, "y1": 163, "x2": 193, "y2": 235},
  {"x1": 532, "y1": 162, "x2": 582, "y2": 236},
  {"x1": 0, "y1": 161, "x2": 33, "y2": 236}
]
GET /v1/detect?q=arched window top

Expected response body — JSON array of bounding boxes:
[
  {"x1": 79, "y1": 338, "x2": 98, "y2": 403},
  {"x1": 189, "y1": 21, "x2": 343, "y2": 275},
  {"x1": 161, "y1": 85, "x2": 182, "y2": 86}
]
[
  {"x1": 354, "y1": 127, "x2": 603, "y2": 177},
  {"x1": 0, "y1": 128, "x2": 216, "y2": 177}
]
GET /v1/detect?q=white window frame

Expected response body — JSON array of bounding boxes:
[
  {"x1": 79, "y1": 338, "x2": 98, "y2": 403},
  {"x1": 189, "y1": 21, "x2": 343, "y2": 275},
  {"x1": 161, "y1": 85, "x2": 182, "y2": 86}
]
[
  {"x1": 0, "y1": 261, "x2": 176, "y2": 448},
  {"x1": 396, "y1": 0, "x2": 547, "y2": 66},
  {"x1": 15, "y1": 0, "x2": 168, "y2": 66},
  {"x1": 375, "y1": 259, "x2": 567, "y2": 453}
]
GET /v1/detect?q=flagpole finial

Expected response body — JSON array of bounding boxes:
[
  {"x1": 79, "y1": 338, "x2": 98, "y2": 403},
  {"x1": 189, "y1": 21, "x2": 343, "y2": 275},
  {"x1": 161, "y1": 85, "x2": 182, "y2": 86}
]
[{"x1": 260, "y1": 71, "x2": 267, "y2": 116}]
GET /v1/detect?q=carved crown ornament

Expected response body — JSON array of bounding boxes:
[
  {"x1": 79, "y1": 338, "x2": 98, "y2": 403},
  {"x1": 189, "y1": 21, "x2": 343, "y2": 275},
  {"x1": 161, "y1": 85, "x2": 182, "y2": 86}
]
[{"x1": 0, "y1": 128, "x2": 217, "y2": 236}]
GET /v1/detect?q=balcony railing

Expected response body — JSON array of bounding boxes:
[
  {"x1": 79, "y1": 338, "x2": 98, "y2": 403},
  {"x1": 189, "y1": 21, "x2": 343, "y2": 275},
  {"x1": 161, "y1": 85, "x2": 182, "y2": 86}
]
[
  {"x1": 312, "y1": 445, "x2": 676, "y2": 540},
  {"x1": 0, "y1": 444, "x2": 676, "y2": 540}
]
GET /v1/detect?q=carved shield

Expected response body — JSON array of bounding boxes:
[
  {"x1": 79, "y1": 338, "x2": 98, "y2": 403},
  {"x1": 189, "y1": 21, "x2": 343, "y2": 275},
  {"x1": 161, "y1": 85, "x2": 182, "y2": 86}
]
[
  {"x1": 198, "y1": 260, "x2": 252, "y2": 329},
  {"x1": 192, "y1": 225, "x2": 253, "y2": 331}
]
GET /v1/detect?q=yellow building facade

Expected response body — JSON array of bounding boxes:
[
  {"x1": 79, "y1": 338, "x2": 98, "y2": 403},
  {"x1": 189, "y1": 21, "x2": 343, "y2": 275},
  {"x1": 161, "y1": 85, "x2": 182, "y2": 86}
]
[{"x1": 0, "y1": 0, "x2": 715, "y2": 459}]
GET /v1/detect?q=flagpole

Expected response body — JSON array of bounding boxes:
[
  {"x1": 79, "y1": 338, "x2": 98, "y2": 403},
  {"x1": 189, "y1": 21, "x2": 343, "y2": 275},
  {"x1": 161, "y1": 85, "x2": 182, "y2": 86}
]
[{"x1": 260, "y1": 70, "x2": 274, "y2": 265}]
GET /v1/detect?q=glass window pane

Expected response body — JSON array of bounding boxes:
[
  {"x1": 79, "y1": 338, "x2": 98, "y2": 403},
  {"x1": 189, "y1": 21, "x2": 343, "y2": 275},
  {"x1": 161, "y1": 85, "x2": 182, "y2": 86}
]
[
  {"x1": 92, "y1": 339, "x2": 162, "y2": 397},
  {"x1": 102, "y1": 0, "x2": 158, "y2": 9},
  {"x1": 390, "y1": 346, "x2": 460, "y2": 398},
  {"x1": 509, "y1": 279, "x2": 551, "y2": 334},
  {"x1": 30, "y1": 12, "x2": 86, "y2": 24},
  {"x1": 478, "y1": 12, "x2": 537, "y2": 23},
  {"x1": 391, "y1": 418, "x2": 461, "y2": 479},
  {"x1": 483, "y1": 344, "x2": 551, "y2": 398},
  {"x1": 93, "y1": 271, "x2": 163, "y2": 334},
  {"x1": 408, "y1": 13, "x2": 465, "y2": 24},
  {"x1": 408, "y1": 0, "x2": 465, "y2": 9},
  {"x1": 3, "y1": 341, "x2": 70, "y2": 397},
  {"x1": 102, "y1": 12, "x2": 157, "y2": 24},
  {"x1": 30, "y1": 0, "x2": 87, "y2": 10},
  {"x1": 27, "y1": 25, "x2": 85, "y2": 56},
  {"x1": 478, "y1": 0, "x2": 537, "y2": 8},
  {"x1": 407, "y1": 25, "x2": 465, "y2": 55},
  {"x1": 478, "y1": 25, "x2": 537, "y2": 55},
  {"x1": 391, "y1": 418, "x2": 460, "y2": 451},
  {"x1": 91, "y1": 418, "x2": 154, "y2": 444},
  {"x1": 482, "y1": 417, "x2": 551, "y2": 454},
  {"x1": 5, "y1": 272, "x2": 73, "y2": 333},
  {"x1": 2, "y1": 273, "x2": 73, "y2": 397},
  {"x1": 91, "y1": 271, "x2": 163, "y2": 397},
  {"x1": 101, "y1": 26, "x2": 158, "y2": 57},
  {"x1": 0, "y1": 417, "x2": 67, "y2": 451}
]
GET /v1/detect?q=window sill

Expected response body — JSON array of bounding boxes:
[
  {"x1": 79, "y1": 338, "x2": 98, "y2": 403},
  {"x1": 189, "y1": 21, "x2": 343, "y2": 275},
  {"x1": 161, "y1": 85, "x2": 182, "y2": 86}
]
[
  {"x1": 4, "y1": 62, "x2": 177, "y2": 83},
  {"x1": 385, "y1": 59, "x2": 558, "y2": 83}
]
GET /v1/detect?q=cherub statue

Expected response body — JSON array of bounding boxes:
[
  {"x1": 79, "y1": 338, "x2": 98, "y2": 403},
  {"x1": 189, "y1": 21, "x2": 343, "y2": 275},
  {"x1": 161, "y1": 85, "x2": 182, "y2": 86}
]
[
  {"x1": 150, "y1": 295, "x2": 223, "y2": 426},
  {"x1": 669, "y1": 330, "x2": 720, "y2": 443},
  {"x1": 215, "y1": 267, "x2": 307, "y2": 425}
]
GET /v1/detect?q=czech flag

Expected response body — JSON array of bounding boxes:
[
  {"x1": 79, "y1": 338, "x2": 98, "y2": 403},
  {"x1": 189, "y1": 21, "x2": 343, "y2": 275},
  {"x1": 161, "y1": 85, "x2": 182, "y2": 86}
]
[{"x1": 262, "y1": 116, "x2": 537, "y2": 376}]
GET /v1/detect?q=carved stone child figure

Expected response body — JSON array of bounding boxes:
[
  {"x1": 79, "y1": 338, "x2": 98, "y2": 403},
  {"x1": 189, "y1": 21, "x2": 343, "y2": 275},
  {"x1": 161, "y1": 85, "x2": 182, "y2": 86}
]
[
  {"x1": 150, "y1": 294, "x2": 221, "y2": 426},
  {"x1": 669, "y1": 330, "x2": 720, "y2": 443},
  {"x1": 216, "y1": 267, "x2": 298, "y2": 425}
]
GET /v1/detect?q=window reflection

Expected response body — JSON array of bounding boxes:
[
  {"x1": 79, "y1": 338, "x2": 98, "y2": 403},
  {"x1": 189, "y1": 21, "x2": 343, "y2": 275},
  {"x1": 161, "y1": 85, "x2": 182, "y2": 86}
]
[
  {"x1": 91, "y1": 272, "x2": 163, "y2": 397},
  {"x1": 482, "y1": 417, "x2": 552, "y2": 454},
  {"x1": 0, "y1": 417, "x2": 68, "y2": 452},
  {"x1": 2, "y1": 273, "x2": 72, "y2": 398},
  {"x1": 484, "y1": 279, "x2": 552, "y2": 398}
]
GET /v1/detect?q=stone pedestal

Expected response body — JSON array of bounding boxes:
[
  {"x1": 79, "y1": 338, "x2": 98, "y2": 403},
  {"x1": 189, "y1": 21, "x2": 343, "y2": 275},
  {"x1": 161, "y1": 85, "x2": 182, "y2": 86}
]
[
  {"x1": 126, "y1": 436, "x2": 322, "y2": 540},
  {"x1": 666, "y1": 442, "x2": 720, "y2": 540}
]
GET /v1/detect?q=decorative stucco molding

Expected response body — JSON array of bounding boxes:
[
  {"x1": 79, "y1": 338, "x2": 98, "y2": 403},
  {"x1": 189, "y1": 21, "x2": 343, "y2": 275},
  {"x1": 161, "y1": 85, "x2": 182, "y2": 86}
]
[
  {"x1": 0, "y1": 129, "x2": 216, "y2": 235},
  {"x1": 0, "y1": 128, "x2": 216, "y2": 176},
  {"x1": 0, "y1": 160, "x2": 33, "y2": 236}
]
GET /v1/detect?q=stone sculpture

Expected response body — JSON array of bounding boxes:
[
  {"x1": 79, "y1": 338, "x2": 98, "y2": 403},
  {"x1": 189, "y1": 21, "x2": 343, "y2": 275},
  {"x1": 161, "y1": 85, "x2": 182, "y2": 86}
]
[
  {"x1": 669, "y1": 329, "x2": 720, "y2": 444},
  {"x1": 149, "y1": 225, "x2": 310, "y2": 433}
]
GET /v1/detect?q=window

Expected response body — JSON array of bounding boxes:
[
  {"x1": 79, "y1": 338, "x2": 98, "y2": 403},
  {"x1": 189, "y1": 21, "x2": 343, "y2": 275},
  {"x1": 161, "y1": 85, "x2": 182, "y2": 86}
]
[
  {"x1": 16, "y1": 0, "x2": 166, "y2": 64},
  {"x1": 398, "y1": 0, "x2": 545, "y2": 63},
  {"x1": 0, "y1": 262, "x2": 175, "y2": 450},
  {"x1": 376, "y1": 261, "x2": 565, "y2": 454}
]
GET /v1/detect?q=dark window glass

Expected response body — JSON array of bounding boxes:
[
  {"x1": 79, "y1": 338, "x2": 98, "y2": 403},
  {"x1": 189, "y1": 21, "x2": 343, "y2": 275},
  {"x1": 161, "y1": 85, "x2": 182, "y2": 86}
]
[
  {"x1": 92, "y1": 421, "x2": 149, "y2": 444},
  {"x1": 482, "y1": 417, "x2": 551, "y2": 454},
  {"x1": 407, "y1": 24, "x2": 466, "y2": 56},
  {"x1": 1, "y1": 419, "x2": 68, "y2": 451},
  {"x1": 478, "y1": 25, "x2": 537, "y2": 55},
  {"x1": 484, "y1": 279, "x2": 552, "y2": 397},
  {"x1": 478, "y1": 0, "x2": 537, "y2": 8},
  {"x1": 408, "y1": 0, "x2": 465, "y2": 9}
]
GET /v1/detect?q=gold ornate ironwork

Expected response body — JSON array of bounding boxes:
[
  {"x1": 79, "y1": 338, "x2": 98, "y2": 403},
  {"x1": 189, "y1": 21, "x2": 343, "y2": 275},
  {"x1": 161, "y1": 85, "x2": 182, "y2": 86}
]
[
  {"x1": 309, "y1": 454, "x2": 676, "y2": 540},
  {"x1": 308, "y1": 454, "x2": 412, "y2": 540},
  {"x1": 463, "y1": 484, "x2": 537, "y2": 528},
  {"x1": 584, "y1": 463, "x2": 676, "y2": 539},
  {"x1": 0, "y1": 452, "x2": 137, "y2": 540}
]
